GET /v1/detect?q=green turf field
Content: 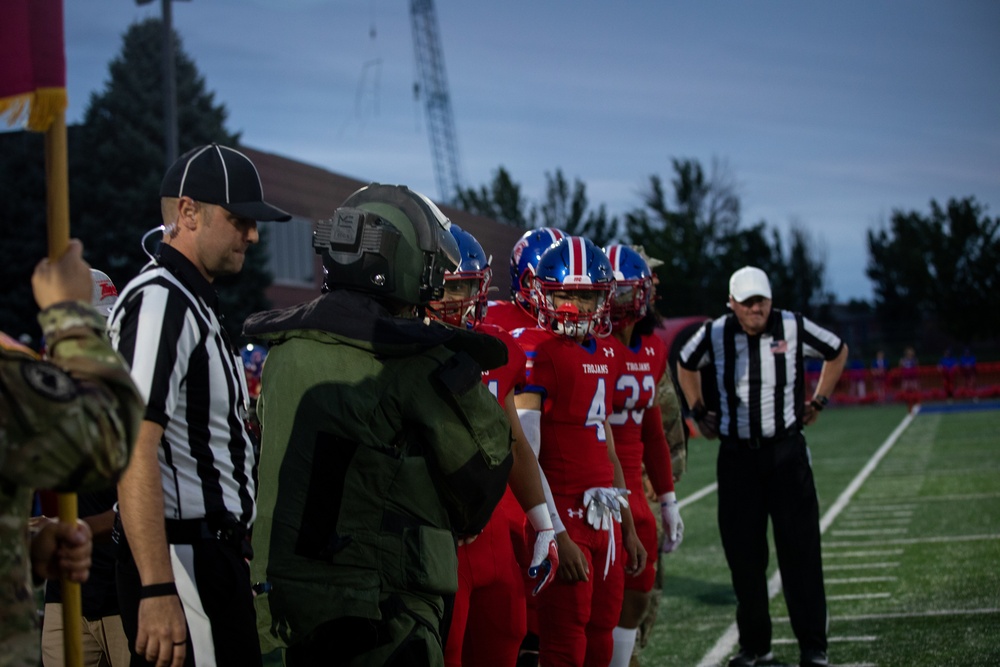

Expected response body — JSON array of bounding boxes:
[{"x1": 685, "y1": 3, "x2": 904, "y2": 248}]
[{"x1": 639, "y1": 403, "x2": 1000, "y2": 667}]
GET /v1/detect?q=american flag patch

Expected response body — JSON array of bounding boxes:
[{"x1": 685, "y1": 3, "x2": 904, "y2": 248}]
[{"x1": 770, "y1": 340, "x2": 788, "y2": 354}]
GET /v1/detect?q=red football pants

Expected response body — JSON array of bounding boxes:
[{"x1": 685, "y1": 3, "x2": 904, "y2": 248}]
[
  {"x1": 445, "y1": 505, "x2": 526, "y2": 667},
  {"x1": 535, "y1": 494, "x2": 624, "y2": 667},
  {"x1": 624, "y1": 477, "x2": 657, "y2": 593}
]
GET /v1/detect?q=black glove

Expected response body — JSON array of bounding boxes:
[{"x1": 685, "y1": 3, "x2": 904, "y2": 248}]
[{"x1": 691, "y1": 404, "x2": 720, "y2": 439}]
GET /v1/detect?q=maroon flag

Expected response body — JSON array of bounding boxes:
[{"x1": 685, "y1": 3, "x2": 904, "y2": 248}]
[{"x1": 0, "y1": 0, "x2": 67, "y2": 131}]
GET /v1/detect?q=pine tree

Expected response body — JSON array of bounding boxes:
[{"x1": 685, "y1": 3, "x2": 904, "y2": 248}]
[{"x1": 72, "y1": 18, "x2": 271, "y2": 341}]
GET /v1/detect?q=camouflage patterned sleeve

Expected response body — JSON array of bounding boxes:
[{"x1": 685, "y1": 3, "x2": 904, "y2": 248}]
[
  {"x1": 0, "y1": 301, "x2": 142, "y2": 492},
  {"x1": 657, "y1": 368, "x2": 688, "y2": 480}
]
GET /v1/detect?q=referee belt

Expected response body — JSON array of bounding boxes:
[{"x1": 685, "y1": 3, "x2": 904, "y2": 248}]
[
  {"x1": 165, "y1": 517, "x2": 246, "y2": 545},
  {"x1": 721, "y1": 430, "x2": 798, "y2": 450}
]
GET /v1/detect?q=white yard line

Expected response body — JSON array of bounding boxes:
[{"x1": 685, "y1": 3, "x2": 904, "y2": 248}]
[
  {"x1": 825, "y1": 562, "x2": 899, "y2": 571},
  {"x1": 830, "y1": 528, "x2": 909, "y2": 536},
  {"x1": 772, "y1": 636, "x2": 877, "y2": 645},
  {"x1": 823, "y1": 549, "x2": 904, "y2": 558},
  {"x1": 845, "y1": 504, "x2": 916, "y2": 512},
  {"x1": 825, "y1": 533, "x2": 1000, "y2": 548},
  {"x1": 826, "y1": 576, "x2": 898, "y2": 584},
  {"x1": 678, "y1": 481, "x2": 718, "y2": 510},
  {"x1": 834, "y1": 608, "x2": 1000, "y2": 621},
  {"x1": 828, "y1": 592, "x2": 892, "y2": 601},
  {"x1": 696, "y1": 408, "x2": 919, "y2": 667}
]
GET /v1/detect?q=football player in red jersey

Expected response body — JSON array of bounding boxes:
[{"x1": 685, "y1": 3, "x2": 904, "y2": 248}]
[
  {"x1": 429, "y1": 226, "x2": 559, "y2": 667},
  {"x1": 514, "y1": 236, "x2": 646, "y2": 667},
  {"x1": 484, "y1": 227, "x2": 566, "y2": 334},
  {"x1": 602, "y1": 244, "x2": 685, "y2": 666}
]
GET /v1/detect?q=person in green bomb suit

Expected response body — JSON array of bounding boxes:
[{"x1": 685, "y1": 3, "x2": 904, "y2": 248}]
[{"x1": 244, "y1": 184, "x2": 513, "y2": 667}]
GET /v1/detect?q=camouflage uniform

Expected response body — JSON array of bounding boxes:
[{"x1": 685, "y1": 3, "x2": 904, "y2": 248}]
[
  {"x1": 658, "y1": 368, "x2": 687, "y2": 480},
  {"x1": 0, "y1": 302, "x2": 142, "y2": 667},
  {"x1": 631, "y1": 368, "x2": 687, "y2": 665}
]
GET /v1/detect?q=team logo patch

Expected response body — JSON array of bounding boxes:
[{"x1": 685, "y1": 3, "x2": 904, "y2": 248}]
[{"x1": 21, "y1": 360, "x2": 77, "y2": 402}]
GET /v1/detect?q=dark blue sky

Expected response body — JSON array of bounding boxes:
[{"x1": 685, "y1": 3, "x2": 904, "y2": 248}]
[{"x1": 59, "y1": 0, "x2": 1000, "y2": 301}]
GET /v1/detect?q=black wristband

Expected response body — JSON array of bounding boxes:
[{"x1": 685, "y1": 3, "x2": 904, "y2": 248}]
[
  {"x1": 810, "y1": 395, "x2": 829, "y2": 411},
  {"x1": 139, "y1": 582, "x2": 178, "y2": 599},
  {"x1": 691, "y1": 404, "x2": 707, "y2": 421}
]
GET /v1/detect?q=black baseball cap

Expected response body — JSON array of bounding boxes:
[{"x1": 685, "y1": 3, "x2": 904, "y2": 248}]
[{"x1": 159, "y1": 143, "x2": 292, "y2": 222}]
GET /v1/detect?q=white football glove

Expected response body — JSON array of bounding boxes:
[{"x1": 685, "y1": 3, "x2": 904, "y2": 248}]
[
  {"x1": 583, "y1": 487, "x2": 629, "y2": 531},
  {"x1": 525, "y1": 504, "x2": 558, "y2": 595},
  {"x1": 659, "y1": 492, "x2": 684, "y2": 553},
  {"x1": 528, "y1": 529, "x2": 558, "y2": 595}
]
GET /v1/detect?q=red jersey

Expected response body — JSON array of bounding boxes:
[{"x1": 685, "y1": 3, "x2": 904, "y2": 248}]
[
  {"x1": 508, "y1": 326, "x2": 551, "y2": 382},
  {"x1": 609, "y1": 332, "x2": 668, "y2": 482},
  {"x1": 475, "y1": 322, "x2": 526, "y2": 401},
  {"x1": 527, "y1": 334, "x2": 623, "y2": 497},
  {"x1": 485, "y1": 299, "x2": 538, "y2": 334}
]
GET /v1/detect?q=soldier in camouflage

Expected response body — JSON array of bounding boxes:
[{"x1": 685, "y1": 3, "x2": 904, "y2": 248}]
[{"x1": 0, "y1": 240, "x2": 142, "y2": 667}]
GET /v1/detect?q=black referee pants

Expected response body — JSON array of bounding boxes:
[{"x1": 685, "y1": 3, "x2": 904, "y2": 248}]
[
  {"x1": 716, "y1": 431, "x2": 828, "y2": 657},
  {"x1": 117, "y1": 530, "x2": 262, "y2": 667}
]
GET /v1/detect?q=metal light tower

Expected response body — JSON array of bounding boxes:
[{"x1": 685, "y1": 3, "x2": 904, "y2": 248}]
[
  {"x1": 137, "y1": 0, "x2": 188, "y2": 168},
  {"x1": 410, "y1": 0, "x2": 462, "y2": 203}
]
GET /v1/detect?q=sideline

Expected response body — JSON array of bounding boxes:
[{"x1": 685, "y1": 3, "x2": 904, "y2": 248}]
[{"x1": 695, "y1": 408, "x2": 920, "y2": 667}]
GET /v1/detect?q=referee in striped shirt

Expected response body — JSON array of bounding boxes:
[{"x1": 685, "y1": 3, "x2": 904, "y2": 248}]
[
  {"x1": 677, "y1": 266, "x2": 847, "y2": 667},
  {"x1": 109, "y1": 144, "x2": 290, "y2": 667}
]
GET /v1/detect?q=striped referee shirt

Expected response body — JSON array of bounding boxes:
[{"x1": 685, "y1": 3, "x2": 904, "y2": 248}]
[
  {"x1": 678, "y1": 308, "x2": 843, "y2": 440},
  {"x1": 108, "y1": 245, "x2": 256, "y2": 528}
]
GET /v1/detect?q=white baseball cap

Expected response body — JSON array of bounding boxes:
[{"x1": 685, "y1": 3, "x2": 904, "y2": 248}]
[
  {"x1": 729, "y1": 266, "x2": 771, "y2": 302},
  {"x1": 90, "y1": 269, "x2": 118, "y2": 318}
]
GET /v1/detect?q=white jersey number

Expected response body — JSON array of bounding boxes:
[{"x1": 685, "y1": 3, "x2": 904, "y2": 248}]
[
  {"x1": 586, "y1": 378, "x2": 608, "y2": 441},
  {"x1": 609, "y1": 373, "x2": 656, "y2": 426}
]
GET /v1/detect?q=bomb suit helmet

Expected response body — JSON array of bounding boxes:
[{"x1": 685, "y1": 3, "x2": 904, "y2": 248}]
[
  {"x1": 532, "y1": 236, "x2": 615, "y2": 339},
  {"x1": 509, "y1": 227, "x2": 566, "y2": 316},
  {"x1": 313, "y1": 184, "x2": 460, "y2": 306},
  {"x1": 428, "y1": 225, "x2": 492, "y2": 328},
  {"x1": 603, "y1": 243, "x2": 653, "y2": 326}
]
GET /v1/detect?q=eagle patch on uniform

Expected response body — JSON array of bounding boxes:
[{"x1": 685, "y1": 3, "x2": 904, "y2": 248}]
[{"x1": 21, "y1": 360, "x2": 77, "y2": 402}]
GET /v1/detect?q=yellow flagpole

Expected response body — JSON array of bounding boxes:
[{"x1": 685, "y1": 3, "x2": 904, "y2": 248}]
[{"x1": 45, "y1": 112, "x2": 83, "y2": 667}]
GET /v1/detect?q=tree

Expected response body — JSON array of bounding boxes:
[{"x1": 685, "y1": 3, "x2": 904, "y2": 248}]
[
  {"x1": 0, "y1": 21, "x2": 273, "y2": 342},
  {"x1": 536, "y1": 169, "x2": 618, "y2": 246},
  {"x1": 71, "y1": 18, "x2": 271, "y2": 340},
  {"x1": 455, "y1": 166, "x2": 533, "y2": 228},
  {"x1": 867, "y1": 197, "x2": 1000, "y2": 344},
  {"x1": 455, "y1": 166, "x2": 618, "y2": 245},
  {"x1": 625, "y1": 159, "x2": 829, "y2": 319},
  {"x1": 0, "y1": 131, "x2": 50, "y2": 342},
  {"x1": 624, "y1": 159, "x2": 741, "y2": 316}
]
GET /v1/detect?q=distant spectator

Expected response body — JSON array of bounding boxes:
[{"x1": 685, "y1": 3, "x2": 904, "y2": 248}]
[
  {"x1": 871, "y1": 350, "x2": 889, "y2": 403},
  {"x1": 899, "y1": 347, "x2": 919, "y2": 393},
  {"x1": 938, "y1": 348, "x2": 958, "y2": 399},
  {"x1": 846, "y1": 356, "x2": 866, "y2": 398},
  {"x1": 959, "y1": 347, "x2": 977, "y2": 392}
]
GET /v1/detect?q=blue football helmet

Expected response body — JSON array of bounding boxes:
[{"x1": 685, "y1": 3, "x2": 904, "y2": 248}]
[
  {"x1": 509, "y1": 227, "x2": 566, "y2": 315},
  {"x1": 603, "y1": 243, "x2": 653, "y2": 325},
  {"x1": 428, "y1": 225, "x2": 492, "y2": 327},
  {"x1": 532, "y1": 236, "x2": 615, "y2": 339}
]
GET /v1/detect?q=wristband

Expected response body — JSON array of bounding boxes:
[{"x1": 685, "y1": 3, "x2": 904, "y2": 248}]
[
  {"x1": 810, "y1": 395, "x2": 829, "y2": 411},
  {"x1": 691, "y1": 404, "x2": 707, "y2": 421},
  {"x1": 139, "y1": 582, "x2": 178, "y2": 599},
  {"x1": 526, "y1": 503, "x2": 554, "y2": 532}
]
